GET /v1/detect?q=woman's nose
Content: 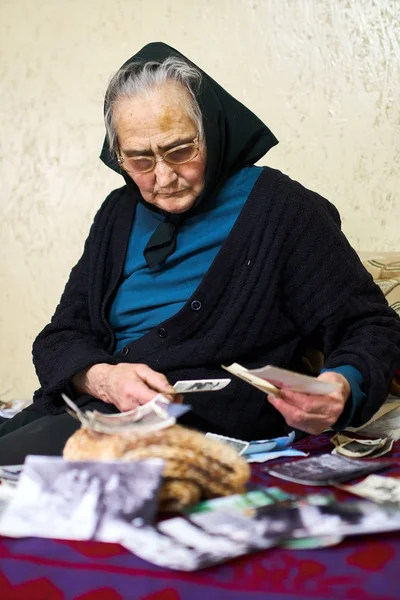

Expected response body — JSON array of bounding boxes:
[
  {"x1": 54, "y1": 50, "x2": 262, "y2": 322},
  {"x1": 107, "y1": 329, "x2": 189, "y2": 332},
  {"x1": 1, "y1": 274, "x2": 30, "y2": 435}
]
[{"x1": 154, "y1": 160, "x2": 177, "y2": 187}]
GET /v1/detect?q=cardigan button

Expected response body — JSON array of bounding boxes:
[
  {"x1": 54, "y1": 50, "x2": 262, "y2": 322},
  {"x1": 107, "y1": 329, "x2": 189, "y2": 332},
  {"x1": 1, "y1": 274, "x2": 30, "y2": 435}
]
[
  {"x1": 191, "y1": 300, "x2": 202, "y2": 311},
  {"x1": 158, "y1": 327, "x2": 168, "y2": 338},
  {"x1": 120, "y1": 346, "x2": 130, "y2": 356}
]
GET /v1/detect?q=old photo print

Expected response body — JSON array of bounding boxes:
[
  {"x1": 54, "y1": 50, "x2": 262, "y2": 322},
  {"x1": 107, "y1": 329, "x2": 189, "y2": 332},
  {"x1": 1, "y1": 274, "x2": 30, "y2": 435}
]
[
  {"x1": 267, "y1": 454, "x2": 393, "y2": 485},
  {"x1": 0, "y1": 455, "x2": 164, "y2": 540},
  {"x1": 174, "y1": 379, "x2": 231, "y2": 393}
]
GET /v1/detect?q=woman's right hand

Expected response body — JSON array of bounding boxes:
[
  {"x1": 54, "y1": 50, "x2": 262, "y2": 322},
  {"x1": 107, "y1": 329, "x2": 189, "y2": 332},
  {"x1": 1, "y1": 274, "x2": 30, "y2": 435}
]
[{"x1": 72, "y1": 363, "x2": 179, "y2": 412}]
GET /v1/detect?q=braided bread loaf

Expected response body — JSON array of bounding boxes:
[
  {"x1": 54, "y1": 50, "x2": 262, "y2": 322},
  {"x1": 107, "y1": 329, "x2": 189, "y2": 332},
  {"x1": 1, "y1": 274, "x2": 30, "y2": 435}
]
[{"x1": 63, "y1": 425, "x2": 250, "y2": 512}]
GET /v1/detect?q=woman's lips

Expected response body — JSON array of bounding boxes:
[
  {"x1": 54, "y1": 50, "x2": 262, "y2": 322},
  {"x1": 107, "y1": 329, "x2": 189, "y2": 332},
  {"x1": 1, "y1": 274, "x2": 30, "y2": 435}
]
[{"x1": 157, "y1": 190, "x2": 186, "y2": 199}]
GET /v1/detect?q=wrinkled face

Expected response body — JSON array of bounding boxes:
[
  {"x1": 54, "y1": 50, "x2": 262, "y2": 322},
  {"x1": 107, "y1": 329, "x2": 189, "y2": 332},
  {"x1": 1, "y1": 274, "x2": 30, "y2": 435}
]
[{"x1": 114, "y1": 82, "x2": 206, "y2": 214}]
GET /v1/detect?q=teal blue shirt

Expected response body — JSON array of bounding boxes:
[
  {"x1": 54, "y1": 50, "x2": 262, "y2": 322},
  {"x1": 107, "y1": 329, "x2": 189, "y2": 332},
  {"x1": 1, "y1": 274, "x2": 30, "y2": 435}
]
[{"x1": 109, "y1": 166, "x2": 263, "y2": 351}]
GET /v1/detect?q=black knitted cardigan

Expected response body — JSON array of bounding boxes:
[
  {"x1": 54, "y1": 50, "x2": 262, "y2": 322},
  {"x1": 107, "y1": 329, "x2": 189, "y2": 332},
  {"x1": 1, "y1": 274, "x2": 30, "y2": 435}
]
[{"x1": 32, "y1": 167, "x2": 400, "y2": 440}]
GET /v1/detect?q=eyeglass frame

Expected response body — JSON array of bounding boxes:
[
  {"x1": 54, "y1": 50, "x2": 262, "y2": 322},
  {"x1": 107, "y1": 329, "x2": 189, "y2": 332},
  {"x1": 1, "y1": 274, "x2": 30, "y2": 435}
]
[{"x1": 117, "y1": 135, "x2": 200, "y2": 174}]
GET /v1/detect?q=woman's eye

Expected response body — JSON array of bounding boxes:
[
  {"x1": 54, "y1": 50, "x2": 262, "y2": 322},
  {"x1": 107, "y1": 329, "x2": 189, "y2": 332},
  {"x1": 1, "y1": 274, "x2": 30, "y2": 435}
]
[
  {"x1": 129, "y1": 157, "x2": 154, "y2": 171},
  {"x1": 167, "y1": 146, "x2": 194, "y2": 163}
]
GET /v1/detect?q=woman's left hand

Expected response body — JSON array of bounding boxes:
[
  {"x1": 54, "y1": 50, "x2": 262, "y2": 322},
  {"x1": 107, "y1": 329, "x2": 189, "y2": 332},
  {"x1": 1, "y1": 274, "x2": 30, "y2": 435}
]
[{"x1": 267, "y1": 371, "x2": 351, "y2": 435}]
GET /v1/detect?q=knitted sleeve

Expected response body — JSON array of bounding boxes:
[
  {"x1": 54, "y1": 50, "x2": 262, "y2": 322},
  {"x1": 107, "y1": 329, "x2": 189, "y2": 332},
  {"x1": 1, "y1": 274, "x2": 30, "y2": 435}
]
[
  {"x1": 277, "y1": 177, "x2": 400, "y2": 426},
  {"x1": 32, "y1": 190, "x2": 122, "y2": 395}
]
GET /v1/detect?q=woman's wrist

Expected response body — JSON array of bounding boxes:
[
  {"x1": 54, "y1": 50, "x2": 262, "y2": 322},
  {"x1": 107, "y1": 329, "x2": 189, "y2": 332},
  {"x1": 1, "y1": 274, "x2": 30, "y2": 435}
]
[{"x1": 72, "y1": 363, "x2": 113, "y2": 401}]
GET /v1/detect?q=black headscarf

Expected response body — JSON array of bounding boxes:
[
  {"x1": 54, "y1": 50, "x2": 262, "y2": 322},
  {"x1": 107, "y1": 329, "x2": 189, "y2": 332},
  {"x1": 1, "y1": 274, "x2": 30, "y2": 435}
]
[{"x1": 100, "y1": 42, "x2": 278, "y2": 268}]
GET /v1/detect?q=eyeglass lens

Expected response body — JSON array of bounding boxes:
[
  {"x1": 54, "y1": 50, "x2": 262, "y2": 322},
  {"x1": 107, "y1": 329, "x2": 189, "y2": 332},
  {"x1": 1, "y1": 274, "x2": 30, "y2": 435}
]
[{"x1": 123, "y1": 141, "x2": 198, "y2": 173}]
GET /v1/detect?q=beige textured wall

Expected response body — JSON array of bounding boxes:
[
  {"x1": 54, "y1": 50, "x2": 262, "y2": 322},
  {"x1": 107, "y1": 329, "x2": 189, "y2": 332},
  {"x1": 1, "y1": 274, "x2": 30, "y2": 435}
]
[{"x1": 1, "y1": 0, "x2": 399, "y2": 398}]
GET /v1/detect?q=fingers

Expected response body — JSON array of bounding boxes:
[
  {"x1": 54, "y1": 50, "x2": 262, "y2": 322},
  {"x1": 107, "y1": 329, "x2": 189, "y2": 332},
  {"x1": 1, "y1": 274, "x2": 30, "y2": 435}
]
[
  {"x1": 277, "y1": 389, "x2": 342, "y2": 418},
  {"x1": 170, "y1": 393, "x2": 184, "y2": 404},
  {"x1": 135, "y1": 363, "x2": 176, "y2": 395},
  {"x1": 127, "y1": 379, "x2": 163, "y2": 406},
  {"x1": 317, "y1": 371, "x2": 351, "y2": 401},
  {"x1": 267, "y1": 395, "x2": 329, "y2": 434},
  {"x1": 267, "y1": 384, "x2": 349, "y2": 434},
  {"x1": 267, "y1": 369, "x2": 351, "y2": 433}
]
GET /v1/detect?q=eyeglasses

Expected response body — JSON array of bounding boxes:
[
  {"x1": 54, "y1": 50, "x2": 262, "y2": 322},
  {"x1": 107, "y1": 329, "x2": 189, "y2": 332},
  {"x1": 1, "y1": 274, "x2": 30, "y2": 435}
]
[{"x1": 117, "y1": 136, "x2": 199, "y2": 174}]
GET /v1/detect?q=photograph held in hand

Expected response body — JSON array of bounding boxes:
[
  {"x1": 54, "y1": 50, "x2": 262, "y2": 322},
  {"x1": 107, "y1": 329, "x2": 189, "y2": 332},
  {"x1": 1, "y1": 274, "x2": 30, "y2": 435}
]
[
  {"x1": 173, "y1": 379, "x2": 231, "y2": 394},
  {"x1": 223, "y1": 364, "x2": 341, "y2": 396},
  {"x1": 223, "y1": 363, "x2": 349, "y2": 434}
]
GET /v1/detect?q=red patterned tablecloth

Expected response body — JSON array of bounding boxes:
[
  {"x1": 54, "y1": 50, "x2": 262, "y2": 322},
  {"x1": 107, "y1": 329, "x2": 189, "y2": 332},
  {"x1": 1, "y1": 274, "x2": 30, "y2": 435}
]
[{"x1": 1, "y1": 433, "x2": 399, "y2": 600}]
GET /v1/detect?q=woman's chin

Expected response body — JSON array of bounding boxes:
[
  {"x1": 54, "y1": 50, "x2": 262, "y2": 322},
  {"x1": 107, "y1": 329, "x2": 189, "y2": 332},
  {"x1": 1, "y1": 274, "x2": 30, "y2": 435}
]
[{"x1": 155, "y1": 194, "x2": 197, "y2": 214}]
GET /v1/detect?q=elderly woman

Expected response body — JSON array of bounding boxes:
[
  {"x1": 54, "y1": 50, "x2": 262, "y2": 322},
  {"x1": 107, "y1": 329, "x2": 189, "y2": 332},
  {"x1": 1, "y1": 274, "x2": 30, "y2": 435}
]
[{"x1": 0, "y1": 42, "x2": 399, "y2": 464}]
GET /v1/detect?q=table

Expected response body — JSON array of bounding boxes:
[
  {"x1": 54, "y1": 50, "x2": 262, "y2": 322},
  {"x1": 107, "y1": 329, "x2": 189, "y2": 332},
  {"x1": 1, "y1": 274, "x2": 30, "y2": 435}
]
[{"x1": 1, "y1": 433, "x2": 399, "y2": 600}]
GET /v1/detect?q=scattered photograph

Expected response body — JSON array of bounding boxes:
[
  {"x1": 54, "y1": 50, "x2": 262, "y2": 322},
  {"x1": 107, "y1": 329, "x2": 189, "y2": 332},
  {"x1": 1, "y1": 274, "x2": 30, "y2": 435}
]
[
  {"x1": 355, "y1": 407, "x2": 400, "y2": 441},
  {"x1": 339, "y1": 474, "x2": 400, "y2": 507},
  {"x1": 122, "y1": 505, "x2": 295, "y2": 571},
  {"x1": 0, "y1": 455, "x2": 164, "y2": 540},
  {"x1": 334, "y1": 438, "x2": 393, "y2": 459},
  {"x1": 337, "y1": 438, "x2": 383, "y2": 455},
  {"x1": 184, "y1": 487, "x2": 297, "y2": 514},
  {"x1": 185, "y1": 488, "x2": 342, "y2": 552},
  {"x1": 300, "y1": 499, "x2": 400, "y2": 537},
  {"x1": 205, "y1": 432, "x2": 249, "y2": 454},
  {"x1": 0, "y1": 464, "x2": 24, "y2": 485},
  {"x1": 267, "y1": 453, "x2": 393, "y2": 485}
]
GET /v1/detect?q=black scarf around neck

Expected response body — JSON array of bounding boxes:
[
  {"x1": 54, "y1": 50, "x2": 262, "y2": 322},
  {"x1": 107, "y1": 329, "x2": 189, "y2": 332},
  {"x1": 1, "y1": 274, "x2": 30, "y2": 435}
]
[{"x1": 100, "y1": 42, "x2": 278, "y2": 268}]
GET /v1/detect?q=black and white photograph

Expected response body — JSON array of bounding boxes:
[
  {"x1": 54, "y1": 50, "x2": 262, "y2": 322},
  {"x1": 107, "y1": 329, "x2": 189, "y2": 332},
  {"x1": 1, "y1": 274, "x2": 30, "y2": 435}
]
[
  {"x1": 120, "y1": 522, "x2": 204, "y2": 572},
  {"x1": 355, "y1": 407, "x2": 400, "y2": 442},
  {"x1": 205, "y1": 433, "x2": 249, "y2": 455},
  {"x1": 121, "y1": 504, "x2": 304, "y2": 571},
  {"x1": 267, "y1": 453, "x2": 393, "y2": 485},
  {"x1": 333, "y1": 436, "x2": 386, "y2": 457},
  {"x1": 299, "y1": 499, "x2": 400, "y2": 538},
  {"x1": 0, "y1": 464, "x2": 24, "y2": 485},
  {"x1": 0, "y1": 455, "x2": 164, "y2": 541},
  {"x1": 173, "y1": 379, "x2": 231, "y2": 394},
  {"x1": 340, "y1": 475, "x2": 400, "y2": 508}
]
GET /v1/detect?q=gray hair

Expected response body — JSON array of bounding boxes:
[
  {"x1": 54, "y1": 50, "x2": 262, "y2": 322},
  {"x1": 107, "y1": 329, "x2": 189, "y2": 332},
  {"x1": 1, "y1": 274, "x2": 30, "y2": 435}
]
[{"x1": 104, "y1": 56, "x2": 204, "y2": 154}]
